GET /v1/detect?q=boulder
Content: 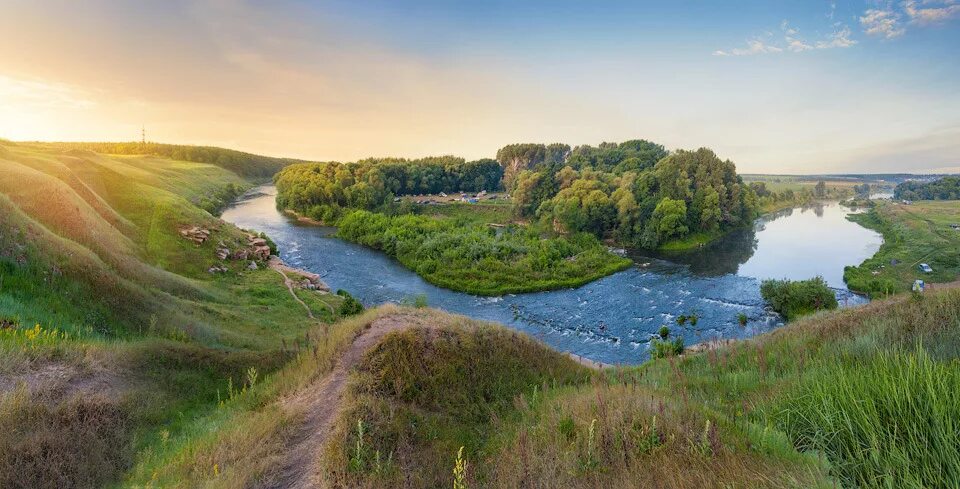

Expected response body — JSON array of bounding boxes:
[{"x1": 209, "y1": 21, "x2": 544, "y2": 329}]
[{"x1": 247, "y1": 261, "x2": 258, "y2": 270}]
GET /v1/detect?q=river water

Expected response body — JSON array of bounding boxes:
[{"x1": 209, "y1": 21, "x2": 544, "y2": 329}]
[{"x1": 222, "y1": 187, "x2": 882, "y2": 365}]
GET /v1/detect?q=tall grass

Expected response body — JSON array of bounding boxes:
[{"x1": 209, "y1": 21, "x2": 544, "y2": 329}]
[{"x1": 766, "y1": 346, "x2": 960, "y2": 488}]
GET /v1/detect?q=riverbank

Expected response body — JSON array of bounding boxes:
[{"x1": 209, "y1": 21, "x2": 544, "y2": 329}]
[
  {"x1": 844, "y1": 200, "x2": 960, "y2": 297},
  {"x1": 281, "y1": 206, "x2": 632, "y2": 296}
]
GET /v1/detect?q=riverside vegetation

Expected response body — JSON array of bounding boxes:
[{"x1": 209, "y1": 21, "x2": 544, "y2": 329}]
[
  {"x1": 276, "y1": 140, "x2": 776, "y2": 294},
  {"x1": 844, "y1": 199, "x2": 960, "y2": 297}
]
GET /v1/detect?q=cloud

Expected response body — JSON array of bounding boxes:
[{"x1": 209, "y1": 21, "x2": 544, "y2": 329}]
[
  {"x1": 715, "y1": 20, "x2": 855, "y2": 56},
  {"x1": 903, "y1": 0, "x2": 960, "y2": 25},
  {"x1": 816, "y1": 26, "x2": 858, "y2": 48},
  {"x1": 0, "y1": 75, "x2": 97, "y2": 110},
  {"x1": 860, "y1": 8, "x2": 906, "y2": 38},
  {"x1": 713, "y1": 39, "x2": 783, "y2": 56}
]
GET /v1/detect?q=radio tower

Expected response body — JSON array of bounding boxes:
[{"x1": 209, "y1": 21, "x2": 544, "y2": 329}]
[{"x1": 141, "y1": 125, "x2": 146, "y2": 144}]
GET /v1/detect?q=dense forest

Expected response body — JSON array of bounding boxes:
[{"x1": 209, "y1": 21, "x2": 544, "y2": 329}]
[
  {"x1": 275, "y1": 157, "x2": 502, "y2": 222},
  {"x1": 506, "y1": 144, "x2": 759, "y2": 248},
  {"x1": 895, "y1": 176, "x2": 960, "y2": 200},
  {"x1": 43, "y1": 142, "x2": 299, "y2": 178}
]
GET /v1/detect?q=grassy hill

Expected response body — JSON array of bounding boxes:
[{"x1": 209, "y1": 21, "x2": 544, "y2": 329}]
[
  {"x1": 125, "y1": 285, "x2": 960, "y2": 488},
  {"x1": 0, "y1": 141, "x2": 348, "y2": 488}
]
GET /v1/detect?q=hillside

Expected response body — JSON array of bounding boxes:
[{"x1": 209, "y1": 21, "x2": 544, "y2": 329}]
[
  {"x1": 0, "y1": 141, "x2": 350, "y2": 488},
  {"x1": 128, "y1": 288, "x2": 960, "y2": 488}
]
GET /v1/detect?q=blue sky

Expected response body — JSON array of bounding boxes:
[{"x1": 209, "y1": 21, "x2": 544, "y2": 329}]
[{"x1": 0, "y1": 0, "x2": 957, "y2": 173}]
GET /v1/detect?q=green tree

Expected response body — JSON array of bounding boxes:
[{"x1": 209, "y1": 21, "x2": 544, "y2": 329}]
[{"x1": 652, "y1": 197, "x2": 688, "y2": 241}]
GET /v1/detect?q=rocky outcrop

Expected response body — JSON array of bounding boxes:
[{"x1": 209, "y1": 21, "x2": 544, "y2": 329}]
[{"x1": 179, "y1": 226, "x2": 211, "y2": 244}]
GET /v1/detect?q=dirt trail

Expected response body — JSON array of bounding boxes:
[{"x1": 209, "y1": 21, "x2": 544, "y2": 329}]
[
  {"x1": 260, "y1": 311, "x2": 433, "y2": 489},
  {"x1": 259, "y1": 310, "x2": 606, "y2": 489},
  {"x1": 270, "y1": 265, "x2": 315, "y2": 320}
]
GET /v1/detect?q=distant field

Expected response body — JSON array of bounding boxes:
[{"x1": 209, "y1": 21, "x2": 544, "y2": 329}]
[{"x1": 845, "y1": 200, "x2": 960, "y2": 296}]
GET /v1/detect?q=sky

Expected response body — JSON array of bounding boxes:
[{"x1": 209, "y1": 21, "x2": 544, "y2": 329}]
[{"x1": 0, "y1": 0, "x2": 958, "y2": 174}]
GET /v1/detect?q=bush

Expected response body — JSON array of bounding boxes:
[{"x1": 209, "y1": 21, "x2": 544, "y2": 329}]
[
  {"x1": 336, "y1": 290, "x2": 364, "y2": 316},
  {"x1": 650, "y1": 337, "x2": 684, "y2": 359},
  {"x1": 760, "y1": 277, "x2": 837, "y2": 321}
]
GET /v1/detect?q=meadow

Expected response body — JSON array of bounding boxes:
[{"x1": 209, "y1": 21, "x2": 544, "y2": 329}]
[{"x1": 844, "y1": 200, "x2": 960, "y2": 297}]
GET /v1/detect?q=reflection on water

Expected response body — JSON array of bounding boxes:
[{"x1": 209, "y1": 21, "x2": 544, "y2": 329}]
[
  {"x1": 222, "y1": 187, "x2": 882, "y2": 365},
  {"x1": 648, "y1": 202, "x2": 884, "y2": 288}
]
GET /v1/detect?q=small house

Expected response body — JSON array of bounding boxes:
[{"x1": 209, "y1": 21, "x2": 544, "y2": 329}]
[{"x1": 919, "y1": 263, "x2": 933, "y2": 273}]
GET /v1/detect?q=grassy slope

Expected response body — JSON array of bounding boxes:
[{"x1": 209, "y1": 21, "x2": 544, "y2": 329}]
[
  {"x1": 0, "y1": 142, "x2": 349, "y2": 488},
  {"x1": 313, "y1": 288, "x2": 960, "y2": 488},
  {"x1": 844, "y1": 200, "x2": 960, "y2": 297}
]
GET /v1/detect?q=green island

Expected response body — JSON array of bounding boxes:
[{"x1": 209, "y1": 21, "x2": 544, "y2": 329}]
[{"x1": 275, "y1": 141, "x2": 787, "y2": 294}]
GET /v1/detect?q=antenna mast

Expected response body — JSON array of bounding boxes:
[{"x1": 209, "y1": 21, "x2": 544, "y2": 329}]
[{"x1": 141, "y1": 125, "x2": 146, "y2": 144}]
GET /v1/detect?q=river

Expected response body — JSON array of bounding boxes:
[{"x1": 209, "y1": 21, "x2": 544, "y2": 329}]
[{"x1": 222, "y1": 187, "x2": 882, "y2": 365}]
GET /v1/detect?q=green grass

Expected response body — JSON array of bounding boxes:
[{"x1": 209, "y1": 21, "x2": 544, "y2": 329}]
[
  {"x1": 658, "y1": 230, "x2": 725, "y2": 251},
  {"x1": 0, "y1": 141, "x2": 350, "y2": 488},
  {"x1": 336, "y1": 210, "x2": 632, "y2": 296},
  {"x1": 844, "y1": 200, "x2": 960, "y2": 297}
]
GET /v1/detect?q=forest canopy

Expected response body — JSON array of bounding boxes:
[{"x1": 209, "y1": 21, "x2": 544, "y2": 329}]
[
  {"x1": 895, "y1": 177, "x2": 960, "y2": 201},
  {"x1": 275, "y1": 157, "x2": 503, "y2": 222},
  {"x1": 509, "y1": 147, "x2": 759, "y2": 248}
]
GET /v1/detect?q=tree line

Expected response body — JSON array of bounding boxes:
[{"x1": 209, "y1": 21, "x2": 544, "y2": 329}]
[
  {"x1": 895, "y1": 177, "x2": 960, "y2": 200},
  {"x1": 504, "y1": 145, "x2": 759, "y2": 248},
  {"x1": 274, "y1": 157, "x2": 502, "y2": 222}
]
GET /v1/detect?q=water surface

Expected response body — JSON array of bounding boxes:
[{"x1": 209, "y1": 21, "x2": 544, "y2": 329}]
[{"x1": 223, "y1": 187, "x2": 881, "y2": 364}]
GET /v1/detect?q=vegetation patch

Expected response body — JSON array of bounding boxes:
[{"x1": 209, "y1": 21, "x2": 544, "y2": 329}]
[
  {"x1": 760, "y1": 277, "x2": 838, "y2": 321},
  {"x1": 844, "y1": 201, "x2": 960, "y2": 297}
]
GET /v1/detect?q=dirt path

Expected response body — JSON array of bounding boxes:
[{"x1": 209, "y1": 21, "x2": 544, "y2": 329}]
[
  {"x1": 271, "y1": 266, "x2": 315, "y2": 319},
  {"x1": 260, "y1": 311, "x2": 434, "y2": 489},
  {"x1": 258, "y1": 310, "x2": 607, "y2": 489}
]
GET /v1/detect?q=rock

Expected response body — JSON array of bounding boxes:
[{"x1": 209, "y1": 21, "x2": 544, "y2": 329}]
[
  {"x1": 253, "y1": 245, "x2": 271, "y2": 261},
  {"x1": 180, "y1": 226, "x2": 212, "y2": 245},
  {"x1": 248, "y1": 261, "x2": 258, "y2": 270},
  {"x1": 208, "y1": 265, "x2": 228, "y2": 274},
  {"x1": 215, "y1": 248, "x2": 230, "y2": 260},
  {"x1": 250, "y1": 237, "x2": 268, "y2": 247},
  {"x1": 233, "y1": 249, "x2": 250, "y2": 261}
]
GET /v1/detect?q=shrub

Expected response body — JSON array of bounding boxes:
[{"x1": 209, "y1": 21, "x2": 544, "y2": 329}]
[
  {"x1": 760, "y1": 277, "x2": 837, "y2": 321},
  {"x1": 650, "y1": 337, "x2": 684, "y2": 359},
  {"x1": 336, "y1": 290, "x2": 365, "y2": 316}
]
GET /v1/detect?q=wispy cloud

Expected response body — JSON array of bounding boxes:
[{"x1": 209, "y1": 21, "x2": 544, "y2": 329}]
[
  {"x1": 817, "y1": 26, "x2": 858, "y2": 48},
  {"x1": 713, "y1": 39, "x2": 783, "y2": 57},
  {"x1": 0, "y1": 75, "x2": 97, "y2": 110},
  {"x1": 903, "y1": 0, "x2": 960, "y2": 25},
  {"x1": 714, "y1": 18, "x2": 856, "y2": 56},
  {"x1": 859, "y1": 1, "x2": 958, "y2": 39},
  {"x1": 860, "y1": 8, "x2": 906, "y2": 38}
]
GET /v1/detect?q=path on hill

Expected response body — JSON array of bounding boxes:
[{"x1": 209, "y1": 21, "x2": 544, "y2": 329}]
[
  {"x1": 269, "y1": 260, "x2": 315, "y2": 320},
  {"x1": 260, "y1": 311, "x2": 433, "y2": 489},
  {"x1": 259, "y1": 311, "x2": 606, "y2": 489}
]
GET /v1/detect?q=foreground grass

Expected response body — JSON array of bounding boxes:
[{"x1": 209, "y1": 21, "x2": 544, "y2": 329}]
[
  {"x1": 844, "y1": 200, "x2": 960, "y2": 297},
  {"x1": 315, "y1": 290, "x2": 960, "y2": 487}
]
